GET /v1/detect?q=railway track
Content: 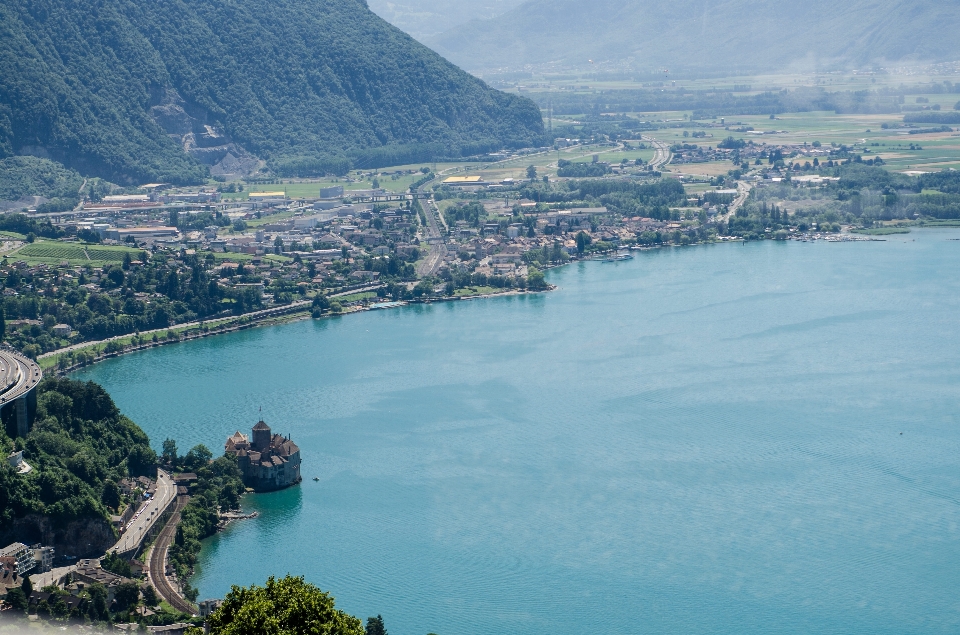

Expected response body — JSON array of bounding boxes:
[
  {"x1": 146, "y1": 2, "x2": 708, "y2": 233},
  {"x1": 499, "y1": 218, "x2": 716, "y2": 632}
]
[{"x1": 148, "y1": 495, "x2": 196, "y2": 615}]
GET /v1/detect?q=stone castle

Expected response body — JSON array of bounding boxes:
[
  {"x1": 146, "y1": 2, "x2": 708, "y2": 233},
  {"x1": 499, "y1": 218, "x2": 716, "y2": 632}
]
[{"x1": 224, "y1": 420, "x2": 302, "y2": 492}]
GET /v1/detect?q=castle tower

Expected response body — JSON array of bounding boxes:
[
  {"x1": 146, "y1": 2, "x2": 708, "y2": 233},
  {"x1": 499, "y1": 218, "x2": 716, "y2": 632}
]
[{"x1": 252, "y1": 420, "x2": 271, "y2": 451}]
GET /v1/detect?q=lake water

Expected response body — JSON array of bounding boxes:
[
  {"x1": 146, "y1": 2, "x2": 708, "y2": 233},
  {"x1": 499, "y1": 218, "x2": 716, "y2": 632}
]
[{"x1": 75, "y1": 231, "x2": 960, "y2": 635}]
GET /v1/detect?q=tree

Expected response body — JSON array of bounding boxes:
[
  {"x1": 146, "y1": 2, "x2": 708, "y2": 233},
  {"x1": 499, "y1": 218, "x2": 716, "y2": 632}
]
[
  {"x1": 114, "y1": 582, "x2": 140, "y2": 612},
  {"x1": 0, "y1": 303, "x2": 5, "y2": 341},
  {"x1": 311, "y1": 294, "x2": 330, "y2": 318},
  {"x1": 365, "y1": 615, "x2": 387, "y2": 635},
  {"x1": 412, "y1": 280, "x2": 433, "y2": 298},
  {"x1": 526, "y1": 165, "x2": 537, "y2": 180},
  {"x1": 21, "y1": 574, "x2": 32, "y2": 597},
  {"x1": 6, "y1": 587, "x2": 28, "y2": 613},
  {"x1": 576, "y1": 231, "x2": 589, "y2": 254},
  {"x1": 166, "y1": 270, "x2": 180, "y2": 300},
  {"x1": 102, "y1": 552, "x2": 133, "y2": 578},
  {"x1": 128, "y1": 445, "x2": 158, "y2": 477},
  {"x1": 102, "y1": 479, "x2": 121, "y2": 510},
  {"x1": 207, "y1": 576, "x2": 364, "y2": 635},
  {"x1": 170, "y1": 210, "x2": 180, "y2": 228},
  {"x1": 182, "y1": 445, "x2": 214, "y2": 471},
  {"x1": 141, "y1": 584, "x2": 159, "y2": 607},
  {"x1": 162, "y1": 438, "x2": 179, "y2": 465},
  {"x1": 527, "y1": 267, "x2": 547, "y2": 291},
  {"x1": 87, "y1": 583, "x2": 109, "y2": 621}
]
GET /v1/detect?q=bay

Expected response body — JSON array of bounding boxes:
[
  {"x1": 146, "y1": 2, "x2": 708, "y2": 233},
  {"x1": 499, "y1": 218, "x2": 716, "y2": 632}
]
[{"x1": 75, "y1": 230, "x2": 960, "y2": 635}]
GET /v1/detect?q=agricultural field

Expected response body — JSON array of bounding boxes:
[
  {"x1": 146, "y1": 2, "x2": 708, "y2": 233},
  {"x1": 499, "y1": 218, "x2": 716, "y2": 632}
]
[{"x1": 11, "y1": 242, "x2": 142, "y2": 266}]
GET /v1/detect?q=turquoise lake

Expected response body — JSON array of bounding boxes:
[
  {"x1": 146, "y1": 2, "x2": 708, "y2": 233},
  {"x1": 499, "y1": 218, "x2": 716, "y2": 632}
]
[{"x1": 76, "y1": 231, "x2": 960, "y2": 634}]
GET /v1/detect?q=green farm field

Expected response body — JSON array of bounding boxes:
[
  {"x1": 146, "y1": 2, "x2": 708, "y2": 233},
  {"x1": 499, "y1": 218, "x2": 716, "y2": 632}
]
[{"x1": 11, "y1": 242, "x2": 142, "y2": 266}]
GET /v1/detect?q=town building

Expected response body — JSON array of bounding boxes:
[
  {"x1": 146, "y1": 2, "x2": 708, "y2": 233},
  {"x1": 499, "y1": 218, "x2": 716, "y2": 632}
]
[
  {"x1": 0, "y1": 543, "x2": 35, "y2": 576},
  {"x1": 32, "y1": 545, "x2": 54, "y2": 573},
  {"x1": 199, "y1": 598, "x2": 223, "y2": 617},
  {"x1": 224, "y1": 420, "x2": 302, "y2": 492}
]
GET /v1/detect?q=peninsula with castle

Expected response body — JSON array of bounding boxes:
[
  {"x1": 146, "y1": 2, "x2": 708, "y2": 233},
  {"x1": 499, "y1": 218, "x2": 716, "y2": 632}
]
[{"x1": 224, "y1": 420, "x2": 302, "y2": 492}]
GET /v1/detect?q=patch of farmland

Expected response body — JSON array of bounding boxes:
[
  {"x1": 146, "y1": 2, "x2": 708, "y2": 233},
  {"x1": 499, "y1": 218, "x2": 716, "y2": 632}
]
[
  {"x1": 16, "y1": 244, "x2": 89, "y2": 260},
  {"x1": 84, "y1": 248, "x2": 129, "y2": 263}
]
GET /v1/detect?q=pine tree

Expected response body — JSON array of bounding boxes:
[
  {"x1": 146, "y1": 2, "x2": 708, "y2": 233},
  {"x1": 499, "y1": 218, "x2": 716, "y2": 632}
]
[
  {"x1": 365, "y1": 615, "x2": 387, "y2": 635},
  {"x1": 21, "y1": 574, "x2": 32, "y2": 597}
]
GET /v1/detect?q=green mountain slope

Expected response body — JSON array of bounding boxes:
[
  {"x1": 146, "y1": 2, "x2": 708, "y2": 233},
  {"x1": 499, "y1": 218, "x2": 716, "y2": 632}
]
[
  {"x1": 428, "y1": 0, "x2": 960, "y2": 75},
  {"x1": 0, "y1": 0, "x2": 543, "y2": 185}
]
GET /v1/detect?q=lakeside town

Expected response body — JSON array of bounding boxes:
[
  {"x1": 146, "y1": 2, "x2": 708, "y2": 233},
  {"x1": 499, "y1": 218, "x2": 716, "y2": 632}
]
[{"x1": 0, "y1": 132, "x2": 925, "y2": 370}]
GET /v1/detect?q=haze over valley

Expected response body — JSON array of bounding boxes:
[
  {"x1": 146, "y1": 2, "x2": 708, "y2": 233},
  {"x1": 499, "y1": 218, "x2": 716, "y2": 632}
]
[{"x1": 423, "y1": 0, "x2": 960, "y2": 75}]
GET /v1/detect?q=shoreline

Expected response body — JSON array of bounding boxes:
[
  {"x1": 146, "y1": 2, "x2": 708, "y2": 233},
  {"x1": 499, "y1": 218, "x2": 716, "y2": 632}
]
[
  {"x1": 52, "y1": 287, "x2": 556, "y2": 375},
  {"x1": 44, "y1": 227, "x2": 921, "y2": 376}
]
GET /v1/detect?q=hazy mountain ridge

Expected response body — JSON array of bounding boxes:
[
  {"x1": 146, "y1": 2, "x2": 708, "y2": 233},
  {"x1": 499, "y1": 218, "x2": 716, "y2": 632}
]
[
  {"x1": 0, "y1": 0, "x2": 543, "y2": 185},
  {"x1": 428, "y1": 0, "x2": 960, "y2": 75},
  {"x1": 367, "y1": 0, "x2": 525, "y2": 40}
]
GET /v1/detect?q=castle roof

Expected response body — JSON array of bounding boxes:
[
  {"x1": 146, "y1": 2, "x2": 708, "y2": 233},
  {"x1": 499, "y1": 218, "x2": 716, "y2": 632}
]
[
  {"x1": 272, "y1": 437, "x2": 299, "y2": 457},
  {"x1": 253, "y1": 420, "x2": 271, "y2": 432}
]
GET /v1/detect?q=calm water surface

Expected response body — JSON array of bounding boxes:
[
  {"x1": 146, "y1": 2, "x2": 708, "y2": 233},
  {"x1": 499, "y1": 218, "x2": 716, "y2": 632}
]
[{"x1": 76, "y1": 231, "x2": 960, "y2": 635}]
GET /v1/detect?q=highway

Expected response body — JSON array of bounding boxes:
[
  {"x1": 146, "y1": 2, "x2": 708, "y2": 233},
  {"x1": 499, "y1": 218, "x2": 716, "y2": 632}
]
[
  {"x1": 110, "y1": 469, "x2": 176, "y2": 556},
  {"x1": 643, "y1": 135, "x2": 673, "y2": 170},
  {"x1": 0, "y1": 349, "x2": 42, "y2": 408},
  {"x1": 148, "y1": 495, "x2": 196, "y2": 615},
  {"x1": 722, "y1": 180, "x2": 754, "y2": 222}
]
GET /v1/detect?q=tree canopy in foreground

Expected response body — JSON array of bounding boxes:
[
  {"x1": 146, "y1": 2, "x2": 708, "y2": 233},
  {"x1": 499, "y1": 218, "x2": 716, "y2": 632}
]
[{"x1": 206, "y1": 576, "x2": 364, "y2": 635}]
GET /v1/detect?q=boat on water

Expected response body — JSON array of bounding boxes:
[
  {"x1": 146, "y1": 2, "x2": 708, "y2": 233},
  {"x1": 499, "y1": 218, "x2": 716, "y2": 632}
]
[
  {"x1": 313, "y1": 477, "x2": 319, "y2": 481},
  {"x1": 603, "y1": 254, "x2": 634, "y2": 262}
]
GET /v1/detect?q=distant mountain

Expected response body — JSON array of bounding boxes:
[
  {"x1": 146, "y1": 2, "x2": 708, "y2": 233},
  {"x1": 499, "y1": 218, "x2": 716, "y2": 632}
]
[
  {"x1": 0, "y1": 0, "x2": 543, "y2": 185},
  {"x1": 367, "y1": 0, "x2": 524, "y2": 40},
  {"x1": 428, "y1": 0, "x2": 960, "y2": 75}
]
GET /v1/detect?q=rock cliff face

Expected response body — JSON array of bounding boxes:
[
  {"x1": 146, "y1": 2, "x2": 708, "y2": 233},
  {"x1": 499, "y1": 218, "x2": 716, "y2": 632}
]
[
  {"x1": 149, "y1": 88, "x2": 260, "y2": 179},
  {"x1": 0, "y1": 514, "x2": 115, "y2": 559}
]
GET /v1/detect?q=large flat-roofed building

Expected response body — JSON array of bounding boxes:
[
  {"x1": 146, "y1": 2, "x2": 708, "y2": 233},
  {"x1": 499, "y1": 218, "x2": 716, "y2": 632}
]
[
  {"x1": 103, "y1": 226, "x2": 179, "y2": 241},
  {"x1": 319, "y1": 185, "x2": 344, "y2": 199},
  {"x1": 224, "y1": 420, "x2": 301, "y2": 492},
  {"x1": 442, "y1": 176, "x2": 487, "y2": 187}
]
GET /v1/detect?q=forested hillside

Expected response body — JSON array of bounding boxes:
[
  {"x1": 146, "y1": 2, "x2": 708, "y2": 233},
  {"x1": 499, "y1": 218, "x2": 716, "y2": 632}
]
[
  {"x1": 0, "y1": 378, "x2": 157, "y2": 527},
  {"x1": 0, "y1": 0, "x2": 543, "y2": 185},
  {"x1": 429, "y1": 0, "x2": 960, "y2": 74}
]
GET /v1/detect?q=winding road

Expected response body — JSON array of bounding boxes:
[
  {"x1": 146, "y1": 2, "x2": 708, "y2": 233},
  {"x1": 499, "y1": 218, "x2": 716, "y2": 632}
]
[
  {"x1": 148, "y1": 494, "x2": 196, "y2": 615},
  {"x1": 110, "y1": 470, "x2": 176, "y2": 556}
]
